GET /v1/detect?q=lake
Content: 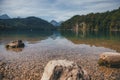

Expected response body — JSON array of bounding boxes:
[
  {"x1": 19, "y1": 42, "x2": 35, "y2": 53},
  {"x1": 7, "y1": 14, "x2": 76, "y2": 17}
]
[{"x1": 0, "y1": 30, "x2": 120, "y2": 80}]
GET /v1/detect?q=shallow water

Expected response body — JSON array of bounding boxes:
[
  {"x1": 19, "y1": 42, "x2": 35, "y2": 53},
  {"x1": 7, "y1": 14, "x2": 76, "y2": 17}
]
[{"x1": 0, "y1": 30, "x2": 119, "y2": 61}]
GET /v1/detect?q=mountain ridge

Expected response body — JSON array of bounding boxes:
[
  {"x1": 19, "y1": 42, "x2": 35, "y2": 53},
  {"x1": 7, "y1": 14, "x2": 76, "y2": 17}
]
[
  {"x1": 0, "y1": 14, "x2": 10, "y2": 19},
  {"x1": 0, "y1": 16, "x2": 55, "y2": 30}
]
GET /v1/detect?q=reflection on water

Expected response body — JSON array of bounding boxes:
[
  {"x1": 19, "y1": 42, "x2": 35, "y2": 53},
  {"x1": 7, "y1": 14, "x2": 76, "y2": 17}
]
[
  {"x1": 61, "y1": 30, "x2": 120, "y2": 52},
  {"x1": 0, "y1": 30, "x2": 53, "y2": 44},
  {"x1": 0, "y1": 30, "x2": 120, "y2": 53}
]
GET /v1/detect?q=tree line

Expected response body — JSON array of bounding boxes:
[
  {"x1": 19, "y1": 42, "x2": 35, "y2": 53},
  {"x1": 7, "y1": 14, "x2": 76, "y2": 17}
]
[{"x1": 61, "y1": 7, "x2": 120, "y2": 31}]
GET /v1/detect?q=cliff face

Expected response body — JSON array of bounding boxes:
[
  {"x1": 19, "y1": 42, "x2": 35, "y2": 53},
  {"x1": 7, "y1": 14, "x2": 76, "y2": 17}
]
[
  {"x1": 61, "y1": 8, "x2": 120, "y2": 31},
  {"x1": 73, "y1": 22, "x2": 88, "y2": 32}
]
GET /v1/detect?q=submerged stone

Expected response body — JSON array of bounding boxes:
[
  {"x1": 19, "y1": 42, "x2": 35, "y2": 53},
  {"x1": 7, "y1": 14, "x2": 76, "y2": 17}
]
[{"x1": 6, "y1": 40, "x2": 25, "y2": 48}]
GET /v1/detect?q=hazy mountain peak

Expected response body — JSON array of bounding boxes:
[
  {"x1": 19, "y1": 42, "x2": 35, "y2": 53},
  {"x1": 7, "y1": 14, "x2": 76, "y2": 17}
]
[
  {"x1": 0, "y1": 14, "x2": 10, "y2": 19},
  {"x1": 50, "y1": 20, "x2": 60, "y2": 27}
]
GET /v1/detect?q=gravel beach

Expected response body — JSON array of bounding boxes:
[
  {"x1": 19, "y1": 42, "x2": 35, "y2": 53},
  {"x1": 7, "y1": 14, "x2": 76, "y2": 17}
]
[{"x1": 0, "y1": 37, "x2": 120, "y2": 80}]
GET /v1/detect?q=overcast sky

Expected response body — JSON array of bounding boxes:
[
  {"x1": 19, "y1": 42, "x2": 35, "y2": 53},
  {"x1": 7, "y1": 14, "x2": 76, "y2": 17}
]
[{"x1": 0, "y1": 0, "x2": 120, "y2": 21}]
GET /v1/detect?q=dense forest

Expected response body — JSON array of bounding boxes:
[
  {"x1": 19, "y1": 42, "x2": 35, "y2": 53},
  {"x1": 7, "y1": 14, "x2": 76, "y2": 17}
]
[
  {"x1": 61, "y1": 8, "x2": 120, "y2": 31},
  {"x1": 0, "y1": 17, "x2": 55, "y2": 31}
]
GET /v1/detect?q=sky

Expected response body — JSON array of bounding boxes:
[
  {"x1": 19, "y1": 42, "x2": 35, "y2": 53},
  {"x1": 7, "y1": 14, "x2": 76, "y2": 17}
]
[{"x1": 0, "y1": 0, "x2": 120, "y2": 21}]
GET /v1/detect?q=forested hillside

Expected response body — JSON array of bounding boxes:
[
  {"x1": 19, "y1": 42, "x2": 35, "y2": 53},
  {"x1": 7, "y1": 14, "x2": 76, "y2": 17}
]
[
  {"x1": 61, "y1": 8, "x2": 120, "y2": 31},
  {"x1": 0, "y1": 17, "x2": 55, "y2": 31}
]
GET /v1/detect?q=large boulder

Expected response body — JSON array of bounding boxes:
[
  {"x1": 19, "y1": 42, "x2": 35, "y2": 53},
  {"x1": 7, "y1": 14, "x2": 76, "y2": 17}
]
[
  {"x1": 6, "y1": 40, "x2": 25, "y2": 48},
  {"x1": 98, "y1": 52, "x2": 120, "y2": 68},
  {"x1": 41, "y1": 60, "x2": 90, "y2": 80}
]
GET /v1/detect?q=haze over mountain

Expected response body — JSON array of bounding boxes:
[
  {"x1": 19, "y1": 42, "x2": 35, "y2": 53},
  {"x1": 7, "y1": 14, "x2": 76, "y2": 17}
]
[
  {"x1": 50, "y1": 20, "x2": 61, "y2": 27},
  {"x1": 0, "y1": 14, "x2": 10, "y2": 19}
]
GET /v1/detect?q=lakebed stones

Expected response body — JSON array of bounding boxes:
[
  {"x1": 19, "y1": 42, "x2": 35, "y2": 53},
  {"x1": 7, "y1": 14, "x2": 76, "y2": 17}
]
[
  {"x1": 41, "y1": 60, "x2": 90, "y2": 80},
  {"x1": 98, "y1": 52, "x2": 120, "y2": 68},
  {"x1": 6, "y1": 40, "x2": 25, "y2": 48}
]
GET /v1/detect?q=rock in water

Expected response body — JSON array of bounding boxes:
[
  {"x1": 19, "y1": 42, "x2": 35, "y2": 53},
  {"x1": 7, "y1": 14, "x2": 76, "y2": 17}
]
[
  {"x1": 41, "y1": 60, "x2": 90, "y2": 80},
  {"x1": 6, "y1": 40, "x2": 25, "y2": 48},
  {"x1": 98, "y1": 52, "x2": 120, "y2": 68}
]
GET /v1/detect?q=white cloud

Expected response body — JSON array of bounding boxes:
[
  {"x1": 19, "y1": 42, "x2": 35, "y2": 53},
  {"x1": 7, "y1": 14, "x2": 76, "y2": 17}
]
[{"x1": 0, "y1": 0, "x2": 120, "y2": 21}]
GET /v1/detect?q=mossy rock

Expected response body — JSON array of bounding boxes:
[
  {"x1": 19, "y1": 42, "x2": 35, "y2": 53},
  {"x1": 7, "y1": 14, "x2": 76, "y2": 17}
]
[
  {"x1": 98, "y1": 59, "x2": 113, "y2": 67},
  {"x1": 98, "y1": 59, "x2": 109, "y2": 66}
]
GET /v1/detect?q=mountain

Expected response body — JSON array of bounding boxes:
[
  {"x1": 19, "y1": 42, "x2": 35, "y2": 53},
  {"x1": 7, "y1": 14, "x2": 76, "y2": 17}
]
[
  {"x1": 0, "y1": 14, "x2": 10, "y2": 19},
  {"x1": 61, "y1": 8, "x2": 120, "y2": 31},
  {"x1": 50, "y1": 20, "x2": 60, "y2": 27},
  {"x1": 0, "y1": 16, "x2": 55, "y2": 30}
]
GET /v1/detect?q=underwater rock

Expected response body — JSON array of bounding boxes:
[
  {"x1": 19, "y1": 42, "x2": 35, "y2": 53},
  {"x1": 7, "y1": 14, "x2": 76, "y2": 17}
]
[{"x1": 6, "y1": 40, "x2": 25, "y2": 48}]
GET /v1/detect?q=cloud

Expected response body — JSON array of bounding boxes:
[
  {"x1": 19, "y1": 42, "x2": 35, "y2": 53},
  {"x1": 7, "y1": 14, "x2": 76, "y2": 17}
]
[{"x1": 0, "y1": 0, "x2": 120, "y2": 21}]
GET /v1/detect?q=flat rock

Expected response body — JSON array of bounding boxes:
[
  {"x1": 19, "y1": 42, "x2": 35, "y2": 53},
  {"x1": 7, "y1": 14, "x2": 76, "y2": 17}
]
[
  {"x1": 41, "y1": 60, "x2": 90, "y2": 80},
  {"x1": 98, "y1": 52, "x2": 120, "y2": 67}
]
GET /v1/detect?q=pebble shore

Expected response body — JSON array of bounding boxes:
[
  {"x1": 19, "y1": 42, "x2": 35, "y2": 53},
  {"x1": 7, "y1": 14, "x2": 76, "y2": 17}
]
[
  {"x1": 0, "y1": 38, "x2": 120, "y2": 80},
  {"x1": 0, "y1": 53, "x2": 120, "y2": 80}
]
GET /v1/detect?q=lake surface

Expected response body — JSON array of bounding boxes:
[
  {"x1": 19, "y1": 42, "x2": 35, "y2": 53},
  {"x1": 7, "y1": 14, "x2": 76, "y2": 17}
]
[
  {"x1": 0, "y1": 30, "x2": 120, "y2": 80},
  {"x1": 0, "y1": 30, "x2": 120, "y2": 59}
]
